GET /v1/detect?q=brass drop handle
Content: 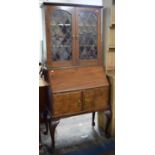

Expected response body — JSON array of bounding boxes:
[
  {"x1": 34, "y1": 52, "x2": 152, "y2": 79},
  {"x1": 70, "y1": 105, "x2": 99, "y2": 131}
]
[
  {"x1": 72, "y1": 35, "x2": 75, "y2": 38},
  {"x1": 75, "y1": 35, "x2": 79, "y2": 39}
]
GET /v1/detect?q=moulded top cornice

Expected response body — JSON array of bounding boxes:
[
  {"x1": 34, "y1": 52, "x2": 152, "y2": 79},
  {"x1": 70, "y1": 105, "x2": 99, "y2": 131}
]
[{"x1": 39, "y1": 0, "x2": 103, "y2": 7}]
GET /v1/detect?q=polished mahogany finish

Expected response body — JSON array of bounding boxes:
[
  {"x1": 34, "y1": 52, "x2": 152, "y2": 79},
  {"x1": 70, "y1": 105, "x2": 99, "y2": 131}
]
[
  {"x1": 48, "y1": 66, "x2": 109, "y2": 119},
  {"x1": 41, "y1": 3, "x2": 111, "y2": 149},
  {"x1": 49, "y1": 66, "x2": 108, "y2": 93},
  {"x1": 44, "y1": 5, "x2": 102, "y2": 68}
]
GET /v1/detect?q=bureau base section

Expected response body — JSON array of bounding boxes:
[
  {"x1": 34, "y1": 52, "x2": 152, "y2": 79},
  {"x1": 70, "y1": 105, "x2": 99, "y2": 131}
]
[{"x1": 51, "y1": 86, "x2": 109, "y2": 118}]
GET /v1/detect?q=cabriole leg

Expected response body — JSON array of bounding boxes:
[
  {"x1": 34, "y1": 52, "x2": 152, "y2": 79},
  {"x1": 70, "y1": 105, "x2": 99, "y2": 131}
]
[
  {"x1": 92, "y1": 112, "x2": 95, "y2": 126},
  {"x1": 104, "y1": 110, "x2": 112, "y2": 138},
  {"x1": 49, "y1": 120, "x2": 60, "y2": 149}
]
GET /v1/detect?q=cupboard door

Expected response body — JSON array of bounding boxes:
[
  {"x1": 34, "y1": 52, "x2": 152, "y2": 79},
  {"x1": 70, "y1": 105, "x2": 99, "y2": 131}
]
[
  {"x1": 93, "y1": 87, "x2": 109, "y2": 110},
  {"x1": 76, "y1": 7, "x2": 102, "y2": 66},
  {"x1": 45, "y1": 6, "x2": 76, "y2": 67},
  {"x1": 83, "y1": 87, "x2": 109, "y2": 111},
  {"x1": 52, "y1": 91, "x2": 82, "y2": 117}
]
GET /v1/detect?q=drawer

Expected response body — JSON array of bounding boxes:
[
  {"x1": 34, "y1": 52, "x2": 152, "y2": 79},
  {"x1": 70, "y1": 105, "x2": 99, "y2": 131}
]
[
  {"x1": 83, "y1": 87, "x2": 109, "y2": 111},
  {"x1": 53, "y1": 91, "x2": 81, "y2": 117}
]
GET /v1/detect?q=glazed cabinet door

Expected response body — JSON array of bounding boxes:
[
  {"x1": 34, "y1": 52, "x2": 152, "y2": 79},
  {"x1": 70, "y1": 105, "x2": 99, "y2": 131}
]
[
  {"x1": 45, "y1": 6, "x2": 76, "y2": 67},
  {"x1": 76, "y1": 7, "x2": 102, "y2": 66},
  {"x1": 52, "y1": 91, "x2": 82, "y2": 117}
]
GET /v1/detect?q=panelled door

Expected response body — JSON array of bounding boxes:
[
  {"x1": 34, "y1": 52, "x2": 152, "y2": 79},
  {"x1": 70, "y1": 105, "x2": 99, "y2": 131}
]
[{"x1": 52, "y1": 91, "x2": 82, "y2": 117}]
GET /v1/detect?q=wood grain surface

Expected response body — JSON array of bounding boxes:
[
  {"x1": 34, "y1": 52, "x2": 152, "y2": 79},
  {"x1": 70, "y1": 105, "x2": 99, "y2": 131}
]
[{"x1": 49, "y1": 66, "x2": 109, "y2": 93}]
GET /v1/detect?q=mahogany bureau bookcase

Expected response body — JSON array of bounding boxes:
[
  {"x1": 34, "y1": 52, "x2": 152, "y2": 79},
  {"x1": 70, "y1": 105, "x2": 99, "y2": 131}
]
[{"x1": 41, "y1": 2, "x2": 112, "y2": 148}]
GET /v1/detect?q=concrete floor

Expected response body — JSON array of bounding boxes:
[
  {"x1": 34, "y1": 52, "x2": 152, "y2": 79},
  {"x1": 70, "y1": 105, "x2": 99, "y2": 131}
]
[{"x1": 39, "y1": 113, "x2": 114, "y2": 155}]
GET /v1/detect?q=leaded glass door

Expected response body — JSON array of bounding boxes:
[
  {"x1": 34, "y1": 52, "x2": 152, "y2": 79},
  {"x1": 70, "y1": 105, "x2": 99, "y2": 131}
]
[
  {"x1": 76, "y1": 8, "x2": 102, "y2": 66},
  {"x1": 45, "y1": 6, "x2": 76, "y2": 67},
  {"x1": 45, "y1": 6, "x2": 102, "y2": 68}
]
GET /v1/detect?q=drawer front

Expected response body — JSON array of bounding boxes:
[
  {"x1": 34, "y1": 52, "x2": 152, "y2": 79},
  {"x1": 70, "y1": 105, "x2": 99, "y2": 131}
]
[
  {"x1": 53, "y1": 91, "x2": 81, "y2": 117},
  {"x1": 83, "y1": 87, "x2": 109, "y2": 111}
]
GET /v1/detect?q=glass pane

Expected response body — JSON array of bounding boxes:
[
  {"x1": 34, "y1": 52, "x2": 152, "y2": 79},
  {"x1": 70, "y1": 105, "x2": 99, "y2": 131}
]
[
  {"x1": 51, "y1": 10, "x2": 72, "y2": 61},
  {"x1": 79, "y1": 12, "x2": 98, "y2": 60}
]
